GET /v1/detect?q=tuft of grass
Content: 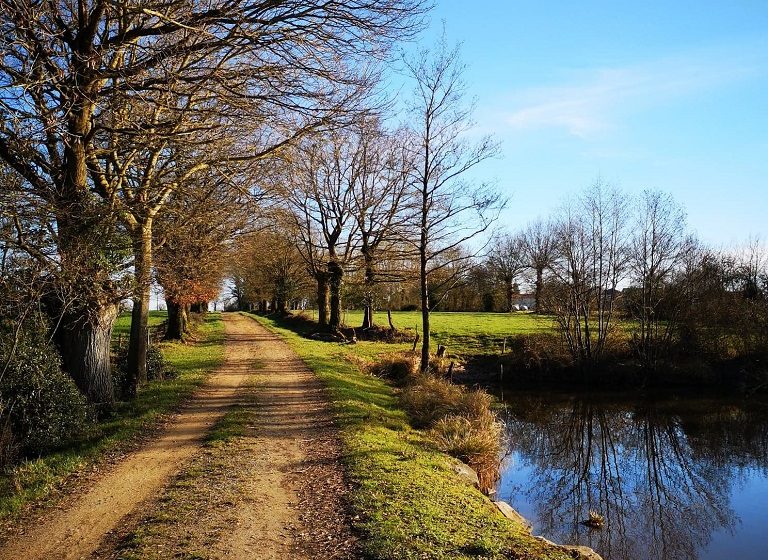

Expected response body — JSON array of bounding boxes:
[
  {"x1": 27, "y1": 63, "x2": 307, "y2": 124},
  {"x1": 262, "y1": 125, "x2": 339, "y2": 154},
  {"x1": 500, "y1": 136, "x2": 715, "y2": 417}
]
[
  {"x1": 400, "y1": 376, "x2": 466, "y2": 428},
  {"x1": 430, "y1": 413, "x2": 503, "y2": 493},
  {"x1": 368, "y1": 351, "x2": 420, "y2": 384},
  {"x1": 0, "y1": 313, "x2": 226, "y2": 521},
  {"x1": 249, "y1": 312, "x2": 571, "y2": 560}
]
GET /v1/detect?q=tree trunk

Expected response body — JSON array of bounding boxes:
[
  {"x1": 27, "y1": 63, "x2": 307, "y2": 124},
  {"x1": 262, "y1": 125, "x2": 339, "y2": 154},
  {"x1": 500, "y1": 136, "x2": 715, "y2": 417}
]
[
  {"x1": 534, "y1": 267, "x2": 544, "y2": 313},
  {"x1": 328, "y1": 260, "x2": 343, "y2": 329},
  {"x1": 165, "y1": 298, "x2": 185, "y2": 340},
  {"x1": 55, "y1": 304, "x2": 118, "y2": 406},
  {"x1": 127, "y1": 220, "x2": 153, "y2": 397},
  {"x1": 361, "y1": 252, "x2": 375, "y2": 329},
  {"x1": 505, "y1": 279, "x2": 514, "y2": 312},
  {"x1": 316, "y1": 272, "x2": 330, "y2": 327},
  {"x1": 190, "y1": 301, "x2": 207, "y2": 314},
  {"x1": 420, "y1": 252, "x2": 430, "y2": 373}
]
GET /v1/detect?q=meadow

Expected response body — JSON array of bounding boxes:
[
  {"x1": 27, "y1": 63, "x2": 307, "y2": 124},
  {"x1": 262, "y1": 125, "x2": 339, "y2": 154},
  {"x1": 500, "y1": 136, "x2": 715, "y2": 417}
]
[{"x1": 342, "y1": 310, "x2": 556, "y2": 355}]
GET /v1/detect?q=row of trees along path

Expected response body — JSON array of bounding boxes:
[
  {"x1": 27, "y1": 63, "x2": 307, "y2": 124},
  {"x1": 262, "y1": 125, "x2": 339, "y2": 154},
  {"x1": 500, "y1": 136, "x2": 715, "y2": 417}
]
[{"x1": 0, "y1": 314, "x2": 356, "y2": 560}]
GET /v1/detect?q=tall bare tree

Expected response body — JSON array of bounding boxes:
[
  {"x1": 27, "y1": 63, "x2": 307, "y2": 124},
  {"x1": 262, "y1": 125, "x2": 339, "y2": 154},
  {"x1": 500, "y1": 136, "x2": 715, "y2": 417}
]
[
  {"x1": 627, "y1": 190, "x2": 692, "y2": 368},
  {"x1": 548, "y1": 180, "x2": 628, "y2": 365},
  {"x1": 282, "y1": 135, "x2": 360, "y2": 329},
  {"x1": 488, "y1": 232, "x2": 527, "y2": 312},
  {"x1": 348, "y1": 122, "x2": 412, "y2": 329},
  {"x1": 404, "y1": 37, "x2": 503, "y2": 371},
  {"x1": 522, "y1": 219, "x2": 557, "y2": 312}
]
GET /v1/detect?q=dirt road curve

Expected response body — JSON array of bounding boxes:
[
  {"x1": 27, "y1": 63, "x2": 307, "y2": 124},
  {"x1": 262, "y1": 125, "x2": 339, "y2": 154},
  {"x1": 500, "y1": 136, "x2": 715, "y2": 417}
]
[{"x1": 0, "y1": 313, "x2": 354, "y2": 560}]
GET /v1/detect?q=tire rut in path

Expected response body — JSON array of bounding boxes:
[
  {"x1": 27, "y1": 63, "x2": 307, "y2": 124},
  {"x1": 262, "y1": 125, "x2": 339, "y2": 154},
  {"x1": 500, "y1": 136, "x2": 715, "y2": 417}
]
[{"x1": 0, "y1": 313, "x2": 340, "y2": 560}]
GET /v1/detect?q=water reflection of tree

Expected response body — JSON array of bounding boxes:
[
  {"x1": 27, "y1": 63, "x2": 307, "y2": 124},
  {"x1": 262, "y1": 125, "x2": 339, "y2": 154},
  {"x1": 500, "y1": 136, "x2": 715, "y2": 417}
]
[{"x1": 502, "y1": 395, "x2": 762, "y2": 560}]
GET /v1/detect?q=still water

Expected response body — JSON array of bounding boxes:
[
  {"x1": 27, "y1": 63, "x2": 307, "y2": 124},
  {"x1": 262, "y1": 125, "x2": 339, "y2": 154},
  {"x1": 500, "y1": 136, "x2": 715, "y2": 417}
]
[{"x1": 496, "y1": 391, "x2": 768, "y2": 560}]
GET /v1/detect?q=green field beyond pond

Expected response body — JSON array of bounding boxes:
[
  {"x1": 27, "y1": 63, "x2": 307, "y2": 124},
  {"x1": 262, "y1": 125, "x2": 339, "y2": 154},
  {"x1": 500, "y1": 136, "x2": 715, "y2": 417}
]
[{"x1": 342, "y1": 310, "x2": 555, "y2": 354}]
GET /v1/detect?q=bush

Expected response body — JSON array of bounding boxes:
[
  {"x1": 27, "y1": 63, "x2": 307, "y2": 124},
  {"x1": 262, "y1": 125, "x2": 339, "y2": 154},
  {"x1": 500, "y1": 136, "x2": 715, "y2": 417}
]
[
  {"x1": 400, "y1": 303, "x2": 419, "y2": 312},
  {"x1": 372, "y1": 351, "x2": 506, "y2": 494},
  {"x1": 0, "y1": 331, "x2": 94, "y2": 460},
  {"x1": 114, "y1": 343, "x2": 172, "y2": 391}
]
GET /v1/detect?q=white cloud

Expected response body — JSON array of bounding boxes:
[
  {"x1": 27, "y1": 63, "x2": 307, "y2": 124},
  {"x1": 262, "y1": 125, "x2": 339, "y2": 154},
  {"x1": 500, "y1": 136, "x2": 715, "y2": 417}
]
[{"x1": 497, "y1": 43, "x2": 767, "y2": 139}]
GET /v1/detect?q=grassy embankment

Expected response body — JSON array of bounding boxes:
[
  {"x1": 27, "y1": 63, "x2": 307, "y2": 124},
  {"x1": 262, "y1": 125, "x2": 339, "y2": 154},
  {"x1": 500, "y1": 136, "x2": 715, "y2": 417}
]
[
  {"x1": 251, "y1": 312, "x2": 570, "y2": 560},
  {"x1": 0, "y1": 312, "x2": 225, "y2": 520}
]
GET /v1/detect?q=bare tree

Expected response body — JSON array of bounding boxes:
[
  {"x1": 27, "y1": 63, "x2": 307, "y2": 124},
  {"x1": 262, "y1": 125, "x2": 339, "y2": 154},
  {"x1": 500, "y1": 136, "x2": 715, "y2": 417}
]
[
  {"x1": 548, "y1": 180, "x2": 628, "y2": 365},
  {"x1": 627, "y1": 190, "x2": 693, "y2": 368},
  {"x1": 404, "y1": 37, "x2": 503, "y2": 371},
  {"x1": 488, "y1": 232, "x2": 527, "y2": 312},
  {"x1": 348, "y1": 122, "x2": 412, "y2": 329},
  {"x1": 522, "y1": 219, "x2": 557, "y2": 313},
  {"x1": 282, "y1": 134, "x2": 360, "y2": 329}
]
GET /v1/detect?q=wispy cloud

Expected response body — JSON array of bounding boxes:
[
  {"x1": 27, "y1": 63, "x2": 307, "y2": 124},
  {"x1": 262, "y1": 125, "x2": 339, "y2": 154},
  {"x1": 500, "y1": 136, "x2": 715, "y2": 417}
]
[{"x1": 497, "y1": 43, "x2": 767, "y2": 139}]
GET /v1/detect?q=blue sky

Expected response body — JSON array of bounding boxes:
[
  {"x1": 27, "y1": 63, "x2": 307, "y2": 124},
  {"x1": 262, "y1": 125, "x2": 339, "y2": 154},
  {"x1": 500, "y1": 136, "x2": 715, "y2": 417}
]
[{"x1": 407, "y1": 1, "x2": 767, "y2": 246}]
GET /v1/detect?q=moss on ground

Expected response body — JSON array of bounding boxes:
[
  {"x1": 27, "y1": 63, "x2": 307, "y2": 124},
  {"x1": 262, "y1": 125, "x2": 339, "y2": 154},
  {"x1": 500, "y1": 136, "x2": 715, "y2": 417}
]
[
  {"x1": 0, "y1": 313, "x2": 225, "y2": 521},
  {"x1": 250, "y1": 312, "x2": 571, "y2": 560}
]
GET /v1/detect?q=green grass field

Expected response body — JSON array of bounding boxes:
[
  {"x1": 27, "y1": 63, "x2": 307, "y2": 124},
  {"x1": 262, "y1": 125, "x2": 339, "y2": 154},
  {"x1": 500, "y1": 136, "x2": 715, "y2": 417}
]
[
  {"x1": 342, "y1": 310, "x2": 556, "y2": 355},
  {"x1": 113, "y1": 310, "x2": 168, "y2": 341},
  {"x1": 0, "y1": 313, "x2": 225, "y2": 520},
  {"x1": 251, "y1": 312, "x2": 570, "y2": 560}
]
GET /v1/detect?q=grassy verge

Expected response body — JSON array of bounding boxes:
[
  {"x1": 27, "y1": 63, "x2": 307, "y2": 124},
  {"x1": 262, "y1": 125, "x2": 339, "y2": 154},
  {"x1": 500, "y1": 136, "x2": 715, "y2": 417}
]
[
  {"x1": 0, "y1": 313, "x2": 225, "y2": 521},
  {"x1": 249, "y1": 312, "x2": 570, "y2": 560}
]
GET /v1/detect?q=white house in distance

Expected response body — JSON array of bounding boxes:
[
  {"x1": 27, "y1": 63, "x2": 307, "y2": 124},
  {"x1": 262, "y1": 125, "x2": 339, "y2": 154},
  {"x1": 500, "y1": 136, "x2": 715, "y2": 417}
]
[{"x1": 511, "y1": 293, "x2": 536, "y2": 311}]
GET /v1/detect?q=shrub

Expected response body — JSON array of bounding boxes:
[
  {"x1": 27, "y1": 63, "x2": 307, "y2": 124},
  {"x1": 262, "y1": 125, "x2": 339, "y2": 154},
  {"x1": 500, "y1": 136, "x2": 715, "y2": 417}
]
[
  {"x1": 114, "y1": 343, "x2": 172, "y2": 391},
  {"x1": 0, "y1": 331, "x2": 94, "y2": 459},
  {"x1": 373, "y1": 351, "x2": 506, "y2": 493}
]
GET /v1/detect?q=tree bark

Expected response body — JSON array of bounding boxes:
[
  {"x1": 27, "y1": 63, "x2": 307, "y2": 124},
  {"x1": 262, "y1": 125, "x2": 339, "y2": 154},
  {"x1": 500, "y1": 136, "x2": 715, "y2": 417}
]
[
  {"x1": 534, "y1": 267, "x2": 544, "y2": 313},
  {"x1": 165, "y1": 298, "x2": 186, "y2": 340},
  {"x1": 328, "y1": 260, "x2": 343, "y2": 329},
  {"x1": 55, "y1": 304, "x2": 118, "y2": 406},
  {"x1": 127, "y1": 220, "x2": 153, "y2": 397},
  {"x1": 361, "y1": 252, "x2": 375, "y2": 329},
  {"x1": 420, "y1": 245, "x2": 430, "y2": 372},
  {"x1": 420, "y1": 261, "x2": 431, "y2": 372},
  {"x1": 505, "y1": 278, "x2": 514, "y2": 312},
  {"x1": 316, "y1": 272, "x2": 330, "y2": 327}
]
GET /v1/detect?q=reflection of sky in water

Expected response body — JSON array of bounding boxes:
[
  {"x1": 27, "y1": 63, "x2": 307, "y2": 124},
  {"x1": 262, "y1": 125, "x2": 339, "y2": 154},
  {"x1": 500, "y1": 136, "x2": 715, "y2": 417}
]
[{"x1": 496, "y1": 393, "x2": 768, "y2": 560}]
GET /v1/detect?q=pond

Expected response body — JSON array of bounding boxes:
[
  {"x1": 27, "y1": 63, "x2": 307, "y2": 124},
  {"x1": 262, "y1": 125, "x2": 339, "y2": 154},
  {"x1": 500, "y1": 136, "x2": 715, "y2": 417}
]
[{"x1": 496, "y1": 390, "x2": 768, "y2": 560}]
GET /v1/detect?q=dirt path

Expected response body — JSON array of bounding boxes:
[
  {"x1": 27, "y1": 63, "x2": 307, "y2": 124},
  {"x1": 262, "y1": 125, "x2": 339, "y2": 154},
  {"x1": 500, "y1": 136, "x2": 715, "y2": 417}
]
[{"x1": 0, "y1": 313, "x2": 355, "y2": 560}]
